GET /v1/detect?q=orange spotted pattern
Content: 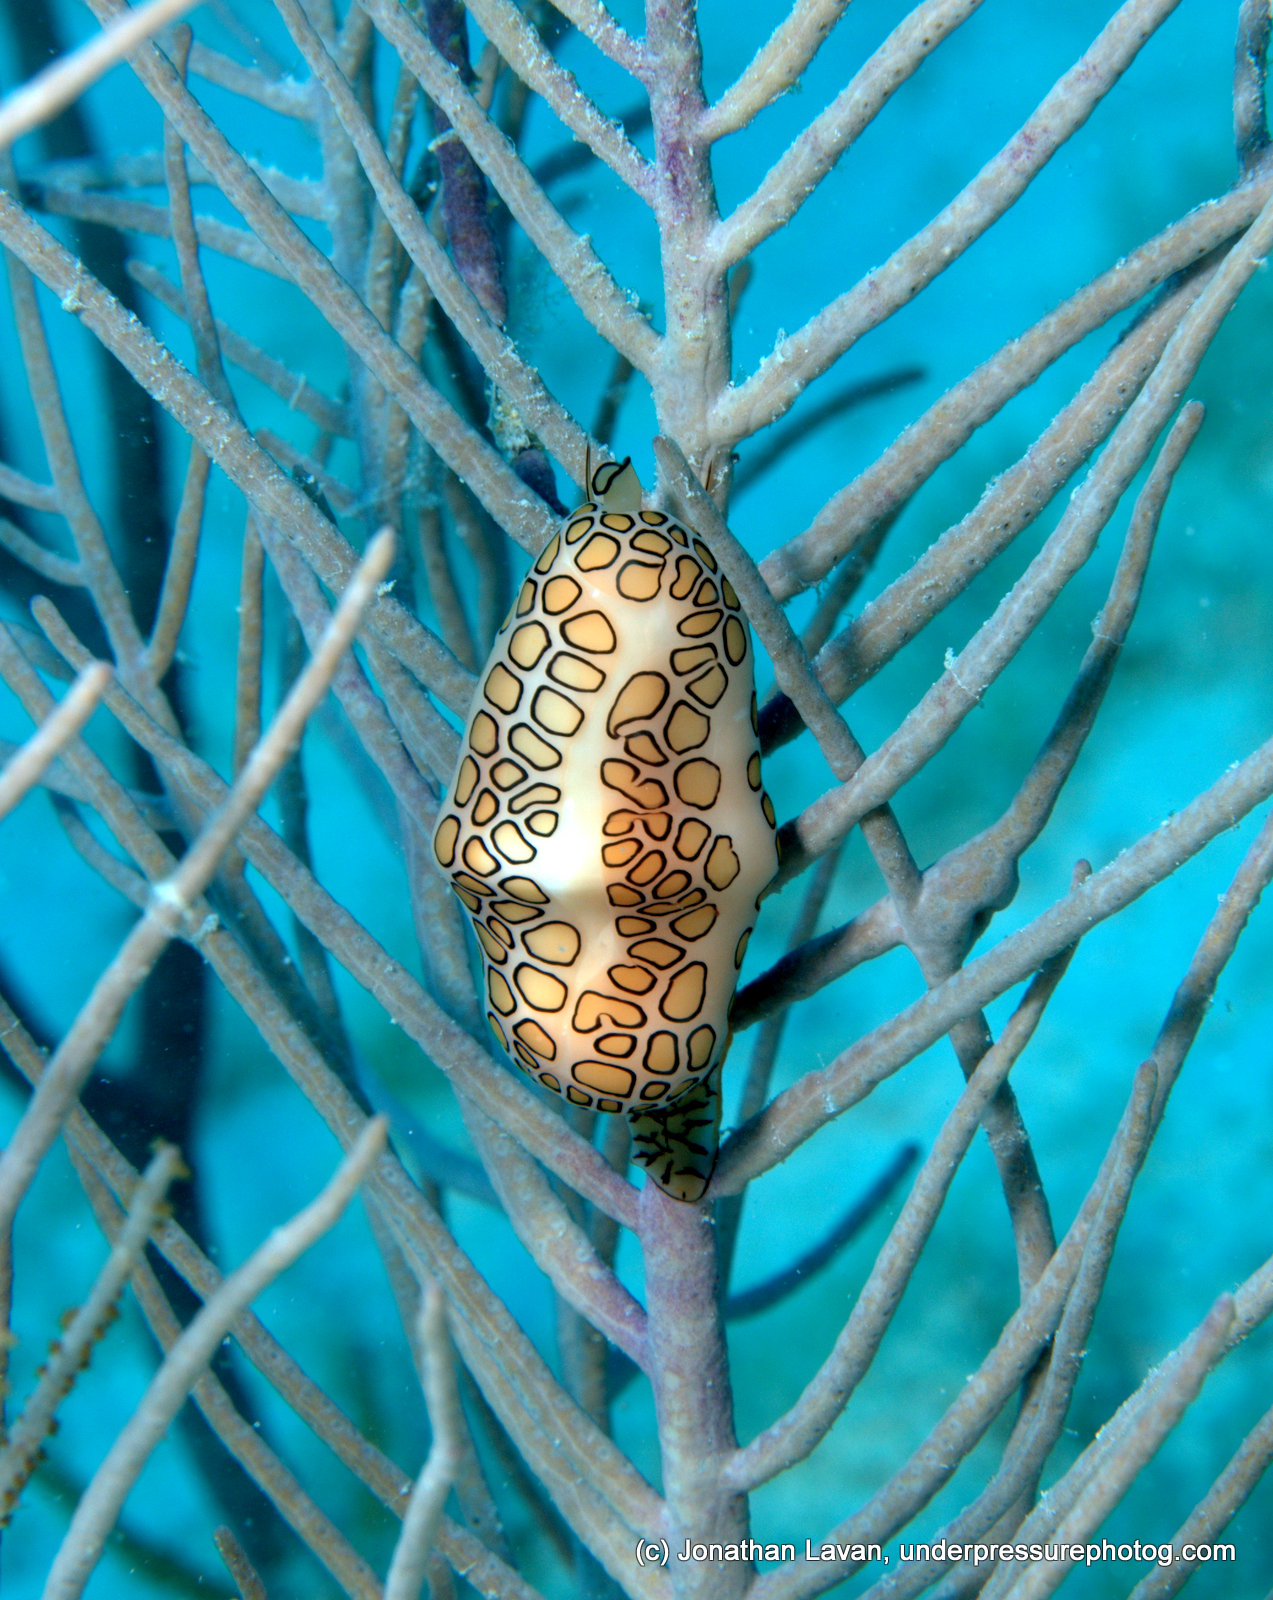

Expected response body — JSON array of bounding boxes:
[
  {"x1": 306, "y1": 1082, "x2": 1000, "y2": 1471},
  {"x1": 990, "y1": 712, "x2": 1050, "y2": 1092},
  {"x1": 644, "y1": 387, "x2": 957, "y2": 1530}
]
[{"x1": 433, "y1": 460, "x2": 779, "y2": 1199}]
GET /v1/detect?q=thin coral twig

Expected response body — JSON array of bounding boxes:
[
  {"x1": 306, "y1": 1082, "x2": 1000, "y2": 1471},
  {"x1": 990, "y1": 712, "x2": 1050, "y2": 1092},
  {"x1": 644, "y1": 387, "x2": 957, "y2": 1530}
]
[
  {"x1": 700, "y1": 0, "x2": 863, "y2": 141},
  {"x1": 415, "y1": 484, "x2": 480, "y2": 672},
  {"x1": 145, "y1": 446, "x2": 211, "y2": 683},
  {"x1": 163, "y1": 25, "x2": 238, "y2": 415},
  {"x1": 548, "y1": 0, "x2": 646, "y2": 75},
  {"x1": 465, "y1": 0, "x2": 653, "y2": 199},
  {"x1": 212, "y1": 1528, "x2": 268, "y2": 1600},
  {"x1": 52, "y1": 798, "x2": 152, "y2": 907},
  {"x1": 0, "y1": 460, "x2": 59, "y2": 511},
  {"x1": 231, "y1": 516, "x2": 264, "y2": 775},
  {"x1": 384, "y1": 1283, "x2": 462, "y2": 1600},
  {"x1": 0, "y1": 661, "x2": 110, "y2": 822},
  {"x1": 0, "y1": 518, "x2": 82, "y2": 587},
  {"x1": 0, "y1": 0, "x2": 199, "y2": 150},
  {"x1": 187, "y1": 36, "x2": 309, "y2": 117}
]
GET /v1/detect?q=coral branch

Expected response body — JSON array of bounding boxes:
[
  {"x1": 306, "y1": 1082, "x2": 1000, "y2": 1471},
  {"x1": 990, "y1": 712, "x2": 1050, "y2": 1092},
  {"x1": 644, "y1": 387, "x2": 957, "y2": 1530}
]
[
  {"x1": 709, "y1": 0, "x2": 980, "y2": 257},
  {"x1": 362, "y1": 0, "x2": 660, "y2": 374},
  {"x1": 0, "y1": 660, "x2": 110, "y2": 822},
  {"x1": 700, "y1": 0, "x2": 861, "y2": 140},
  {"x1": 717, "y1": 0, "x2": 1187, "y2": 442},
  {"x1": 42, "y1": 1119, "x2": 387, "y2": 1600},
  {"x1": 466, "y1": 0, "x2": 653, "y2": 199},
  {"x1": 719, "y1": 731, "x2": 1273, "y2": 1191},
  {"x1": 0, "y1": 0, "x2": 199, "y2": 150}
]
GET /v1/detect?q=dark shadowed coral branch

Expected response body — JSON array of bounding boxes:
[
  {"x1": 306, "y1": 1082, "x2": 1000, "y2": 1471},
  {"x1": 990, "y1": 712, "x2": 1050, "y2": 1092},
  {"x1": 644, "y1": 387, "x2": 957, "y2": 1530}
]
[
  {"x1": 725, "y1": 1142, "x2": 919, "y2": 1320},
  {"x1": 362, "y1": 0, "x2": 660, "y2": 374}
]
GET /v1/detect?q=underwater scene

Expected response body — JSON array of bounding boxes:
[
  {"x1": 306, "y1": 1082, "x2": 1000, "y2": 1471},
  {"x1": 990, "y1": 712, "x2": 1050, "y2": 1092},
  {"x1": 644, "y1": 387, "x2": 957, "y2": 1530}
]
[{"x1": 0, "y1": 0, "x2": 1271, "y2": 1596}]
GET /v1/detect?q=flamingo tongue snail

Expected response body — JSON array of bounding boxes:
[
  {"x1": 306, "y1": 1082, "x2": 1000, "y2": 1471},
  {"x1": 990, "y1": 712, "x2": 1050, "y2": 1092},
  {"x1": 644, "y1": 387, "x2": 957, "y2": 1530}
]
[{"x1": 432, "y1": 458, "x2": 778, "y2": 1201}]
